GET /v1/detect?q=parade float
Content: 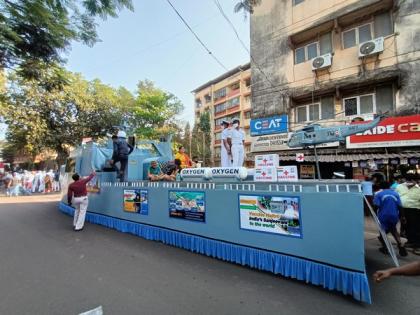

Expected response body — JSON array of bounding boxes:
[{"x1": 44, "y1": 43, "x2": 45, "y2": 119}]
[{"x1": 58, "y1": 132, "x2": 377, "y2": 304}]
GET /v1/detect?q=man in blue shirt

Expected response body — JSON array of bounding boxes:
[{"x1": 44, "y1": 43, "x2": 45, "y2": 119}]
[{"x1": 374, "y1": 181, "x2": 407, "y2": 256}]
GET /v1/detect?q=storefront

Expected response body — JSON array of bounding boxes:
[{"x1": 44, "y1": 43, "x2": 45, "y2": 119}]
[{"x1": 251, "y1": 115, "x2": 420, "y2": 180}]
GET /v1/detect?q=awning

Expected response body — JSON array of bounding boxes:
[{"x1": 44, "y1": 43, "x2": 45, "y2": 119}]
[{"x1": 277, "y1": 151, "x2": 420, "y2": 162}]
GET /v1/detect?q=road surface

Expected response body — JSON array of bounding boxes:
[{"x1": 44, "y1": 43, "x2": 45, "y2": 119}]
[{"x1": 0, "y1": 195, "x2": 419, "y2": 315}]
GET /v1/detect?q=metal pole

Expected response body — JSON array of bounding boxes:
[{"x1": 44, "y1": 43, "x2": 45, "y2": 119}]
[{"x1": 314, "y1": 145, "x2": 321, "y2": 180}]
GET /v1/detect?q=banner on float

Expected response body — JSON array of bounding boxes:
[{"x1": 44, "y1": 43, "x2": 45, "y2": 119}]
[
  {"x1": 239, "y1": 194, "x2": 302, "y2": 237},
  {"x1": 255, "y1": 154, "x2": 279, "y2": 168},
  {"x1": 277, "y1": 166, "x2": 298, "y2": 181},
  {"x1": 169, "y1": 191, "x2": 205, "y2": 222},
  {"x1": 123, "y1": 189, "x2": 149, "y2": 215},
  {"x1": 254, "y1": 167, "x2": 277, "y2": 182},
  {"x1": 86, "y1": 175, "x2": 100, "y2": 193}
]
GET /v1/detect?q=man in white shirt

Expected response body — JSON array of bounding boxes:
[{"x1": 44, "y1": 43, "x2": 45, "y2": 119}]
[
  {"x1": 220, "y1": 119, "x2": 232, "y2": 167},
  {"x1": 228, "y1": 118, "x2": 245, "y2": 167}
]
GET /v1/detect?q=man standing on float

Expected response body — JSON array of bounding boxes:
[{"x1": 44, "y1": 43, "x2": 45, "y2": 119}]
[
  {"x1": 220, "y1": 119, "x2": 232, "y2": 167},
  {"x1": 229, "y1": 118, "x2": 245, "y2": 167}
]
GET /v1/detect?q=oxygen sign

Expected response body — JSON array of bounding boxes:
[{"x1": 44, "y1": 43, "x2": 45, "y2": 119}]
[{"x1": 250, "y1": 115, "x2": 288, "y2": 136}]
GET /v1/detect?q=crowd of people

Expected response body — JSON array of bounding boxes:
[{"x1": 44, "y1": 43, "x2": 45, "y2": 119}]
[
  {"x1": 371, "y1": 173, "x2": 420, "y2": 256},
  {"x1": 1, "y1": 169, "x2": 61, "y2": 196}
]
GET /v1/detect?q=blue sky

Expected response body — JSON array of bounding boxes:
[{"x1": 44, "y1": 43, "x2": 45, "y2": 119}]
[{"x1": 66, "y1": 0, "x2": 250, "y2": 126}]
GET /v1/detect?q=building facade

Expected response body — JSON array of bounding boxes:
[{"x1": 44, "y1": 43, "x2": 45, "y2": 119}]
[
  {"x1": 192, "y1": 63, "x2": 253, "y2": 166},
  {"x1": 250, "y1": 0, "x2": 420, "y2": 179}
]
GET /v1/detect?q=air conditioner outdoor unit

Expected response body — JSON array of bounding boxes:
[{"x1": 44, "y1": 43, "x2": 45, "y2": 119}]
[
  {"x1": 311, "y1": 53, "x2": 332, "y2": 71},
  {"x1": 359, "y1": 37, "x2": 384, "y2": 58}
]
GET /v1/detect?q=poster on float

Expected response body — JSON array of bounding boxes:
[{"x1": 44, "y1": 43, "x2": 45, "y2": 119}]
[
  {"x1": 239, "y1": 194, "x2": 302, "y2": 237},
  {"x1": 86, "y1": 175, "x2": 100, "y2": 193},
  {"x1": 169, "y1": 191, "x2": 205, "y2": 222},
  {"x1": 123, "y1": 189, "x2": 149, "y2": 215}
]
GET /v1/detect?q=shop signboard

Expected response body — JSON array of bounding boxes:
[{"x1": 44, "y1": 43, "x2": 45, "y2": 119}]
[
  {"x1": 250, "y1": 115, "x2": 288, "y2": 136},
  {"x1": 123, "y1": 189, "x2": 149, "y2": 215},
  {"x1": 400, "y1": 158, "x2": 408, "y2": 165},
  {"x1": 300, "y1": 165, "x2": 315, "y2": 179},
  {"x1": 277, "y1": 166, "x2": 298, "y2": 181},
  {"x1": 169, "y1": 191, "x2": 205, "y2": 222},
  {"x1": 239, "y1": 194, "x2": 302, "y2": 237},
  {"x1": 251, "y1": 133, "x2": 339, "y2": 152},
  {"x1": 346, "y1": 114, "x2": 420, "y2": 149}
]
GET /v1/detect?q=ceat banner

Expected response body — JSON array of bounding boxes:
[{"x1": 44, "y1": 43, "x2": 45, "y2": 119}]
[{"x1": 346, "y1": 115, "x2": 420, "y2": 149}]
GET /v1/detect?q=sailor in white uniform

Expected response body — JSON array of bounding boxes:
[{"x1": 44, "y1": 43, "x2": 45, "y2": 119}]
[
  {"x1": 228, "y1": 118, "x2": 246, "y2": 167},
  {"x1": 220, "y1": 119, "x2": 232, "y2": 167}
]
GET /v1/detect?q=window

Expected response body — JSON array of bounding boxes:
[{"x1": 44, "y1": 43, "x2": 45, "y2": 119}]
[
  {"x1": 244, "y1": 111, "x2": 251, "y2": 119},
  {"x1": 343, "y1": 94, "x2": 375, "y2": 116},
  {"x1": 343, "y1": 23, "x2": 373, "y2": 49},
  {"x1": 226, "y1": 97, "x2": 240, "y2": 109},
  {"x1": 295, "y1": 97, "x2": 335, "y2": 122},
  {"x1": 204, "y1": 94, "x2": 212, "y2": 103},
  {"x1": 214, "y1": 88, "x2": 227, "y2": 100},
  {"x1": 215, "y1": 102, "x2": 226, "y2": 114},
  {"x1": 374, "y1": 12, "x2": 393, "y2": 38},
  {"x1": 214, "y1": 132, "x2": 222, "y2": 140},
  {"x1": 245, "y1": 78, "x2": 251, "y2": 87},
  {"x1": 195, "y1": 99, "x2": 202, "y2": 108},
  {"x1": 230, "y1": 82, "x2": 240, "y2": 90},
  {"x1": 293, "y1": 0, "x2": 304, "y2": 6},
  {"x1": 295, "y1": 33, "x2": 332, "y2": 64},
  {"x1": 375, "y1": 85, "x2": 394, "y2": 113}
]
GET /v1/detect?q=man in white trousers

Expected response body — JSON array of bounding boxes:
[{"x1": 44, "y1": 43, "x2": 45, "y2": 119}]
[
  {"x1": 229, "y1": 118, "x2": 246, "y2": 167},
  {"x1": 67, "y1": 171, "x2": 96, "y2": 231},
  {"x1": 220, "y1": 119, "x2": 232, "y2": 167}
]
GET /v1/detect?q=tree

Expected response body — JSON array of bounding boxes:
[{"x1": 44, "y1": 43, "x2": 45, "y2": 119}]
[
  {"x1": 0, "y1": 0, "x2": 133, "y2": 79},
  {"x1": 131, "y1": 80, "x2": 184, "y2": 140},
  {"x1": 190, "y1": 111, "x2": 212, "y2": 166},
  {"x1": 234, "y1": 0, "x2": 262, "y2": 17},
  {"x1": 183, "y1": 122, "x2": 191, "y2": 155},
  {"x1": 0, "y1": 66, "x2": 130, "y2": 163}
]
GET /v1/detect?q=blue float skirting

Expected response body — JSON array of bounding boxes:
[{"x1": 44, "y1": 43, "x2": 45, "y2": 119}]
[{"x1": 59, "y1": 202, "x2": 371, "y2": 303}]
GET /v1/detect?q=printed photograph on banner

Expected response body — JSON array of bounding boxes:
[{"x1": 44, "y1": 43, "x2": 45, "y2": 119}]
[
  {"x1": 239, "y1": 195, "x2": 301, "y2": 237},
  {"x1": 86, "y1": 175, "x2": 100, "y2": 193},
  {"x1": 123, "y1": 189, "x2": 149, "y2": 215},
  {"x1": 169, "y1": 191, "x2": 205, "y2": 222}
]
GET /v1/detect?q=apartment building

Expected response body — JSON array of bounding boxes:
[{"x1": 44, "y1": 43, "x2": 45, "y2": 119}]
[
  {"x1": 250, "y1": 0, "x2": 420, "y2": 179},
  {"x1": 192, "y1": 63, "x2": 253, "y2": 166}
]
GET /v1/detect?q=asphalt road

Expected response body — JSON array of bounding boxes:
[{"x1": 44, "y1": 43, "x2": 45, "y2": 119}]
[{"x1": 0, "y1": 195, "x2": 419, "y2": 315}]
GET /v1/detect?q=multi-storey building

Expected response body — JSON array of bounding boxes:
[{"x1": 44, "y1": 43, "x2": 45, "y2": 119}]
[
  {"x1": 192, "y1": 63, "x2": 253, "y2": 167},
  {"x1": 250, "y1": 0, "x2": 420, "y2": 179}
]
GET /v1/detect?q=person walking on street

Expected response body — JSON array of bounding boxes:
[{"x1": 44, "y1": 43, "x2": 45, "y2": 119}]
[
  {"x1": 229, "y1": 118, "x2": 245, "y2": 167},
  {"x1": 67, "y1": 171, "x2": 96, "y2": 231},
  {"x1": 396, "y1": 174, "x2": 420, "y2": 255},
  {"x1": 111, "y1": 131, "x2": 134, "y2": 181},
  {"x1": 220, "y1": 119, "x2": 232, "y2": 167}
]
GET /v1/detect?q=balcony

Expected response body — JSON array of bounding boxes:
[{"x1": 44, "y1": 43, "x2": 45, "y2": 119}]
[
  {"x1": 226, "y1": 104, "x2": 240, "y2": 115},
  {"x1": 227, "y1": 88, "x2": 240, "y2": 98}
]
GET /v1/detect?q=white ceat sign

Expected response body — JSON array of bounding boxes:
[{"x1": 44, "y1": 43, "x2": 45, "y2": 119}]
[
  {"x1": 255, "y1": 154, "x2": 279, "y2": 168},
  {"x1": 254, "y1": 167, "x2": 277, "y2": 182},
  {"x1": 277, "y1": 166, "x2": 298, "y2": 181}
]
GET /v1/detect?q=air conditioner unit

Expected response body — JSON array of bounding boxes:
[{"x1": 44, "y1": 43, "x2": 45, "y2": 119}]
[
  {"x1": 311, "y1": 53, "x2": 332, "y2": 71},
  {"x1": 359, "y1": 37, "x2": 384, "y2": 58}
]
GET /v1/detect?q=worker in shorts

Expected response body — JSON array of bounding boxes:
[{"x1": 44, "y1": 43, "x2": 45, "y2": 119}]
[
  {"x1": 220, "y1": 119, "x2": 232, "y2": 167},
  {"x1": 228, "y1": 118, "x2": 245, "y2": 167},
  {"x1": 67, "y1": 171, "x2": 96, "y2": 231}
]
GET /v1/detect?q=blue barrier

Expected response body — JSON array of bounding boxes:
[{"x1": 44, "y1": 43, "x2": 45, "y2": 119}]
[{"x1": 59, "y1": 182, "x2": 371, "y2": 303}]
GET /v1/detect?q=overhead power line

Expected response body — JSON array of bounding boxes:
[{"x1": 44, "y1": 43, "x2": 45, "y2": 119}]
[
  {"x1": 166, "y1": 0, "x2": 228, "y2": 71},
  {"x1": 213, "y1": 0, "x2": 275, "y2": 88}
]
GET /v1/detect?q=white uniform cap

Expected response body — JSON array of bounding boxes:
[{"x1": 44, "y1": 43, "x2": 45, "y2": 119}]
[
  {"x1": 220, "y1": 119, "x2": 230, "y2": 125},
  {"x1": 117, "y1": 130, "x2": 127, "y2": 138}
]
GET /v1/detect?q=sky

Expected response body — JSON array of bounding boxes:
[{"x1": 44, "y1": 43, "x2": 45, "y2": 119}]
[{"x1": 66, "y1": 0, "x2": 250, "y2": 126}]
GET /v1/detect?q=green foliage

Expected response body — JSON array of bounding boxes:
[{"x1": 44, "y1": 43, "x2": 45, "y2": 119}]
[
  {"x1": 190, "y1": 111, "x2": 212, "y2": 165},
  {"x1": 233, "y1": 0, "x2": 262, "y2": 16},
  {"x1": 0, "y1": 0, "x2": 133, "y2": 79},
  {"x1": 131, "y1": 80, "x2": 184, "y2": 140},
  {"x1": 0, "y1": 66, "x2": 129, "y2": 162}
]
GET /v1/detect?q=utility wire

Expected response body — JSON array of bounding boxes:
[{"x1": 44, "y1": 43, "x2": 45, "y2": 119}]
[
  {"x1": 165, "y1": 0, "x2": 228, "y2": 71},
  {"x1": 213, "y1": 0, "x2": 275, "y2": 88}
]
